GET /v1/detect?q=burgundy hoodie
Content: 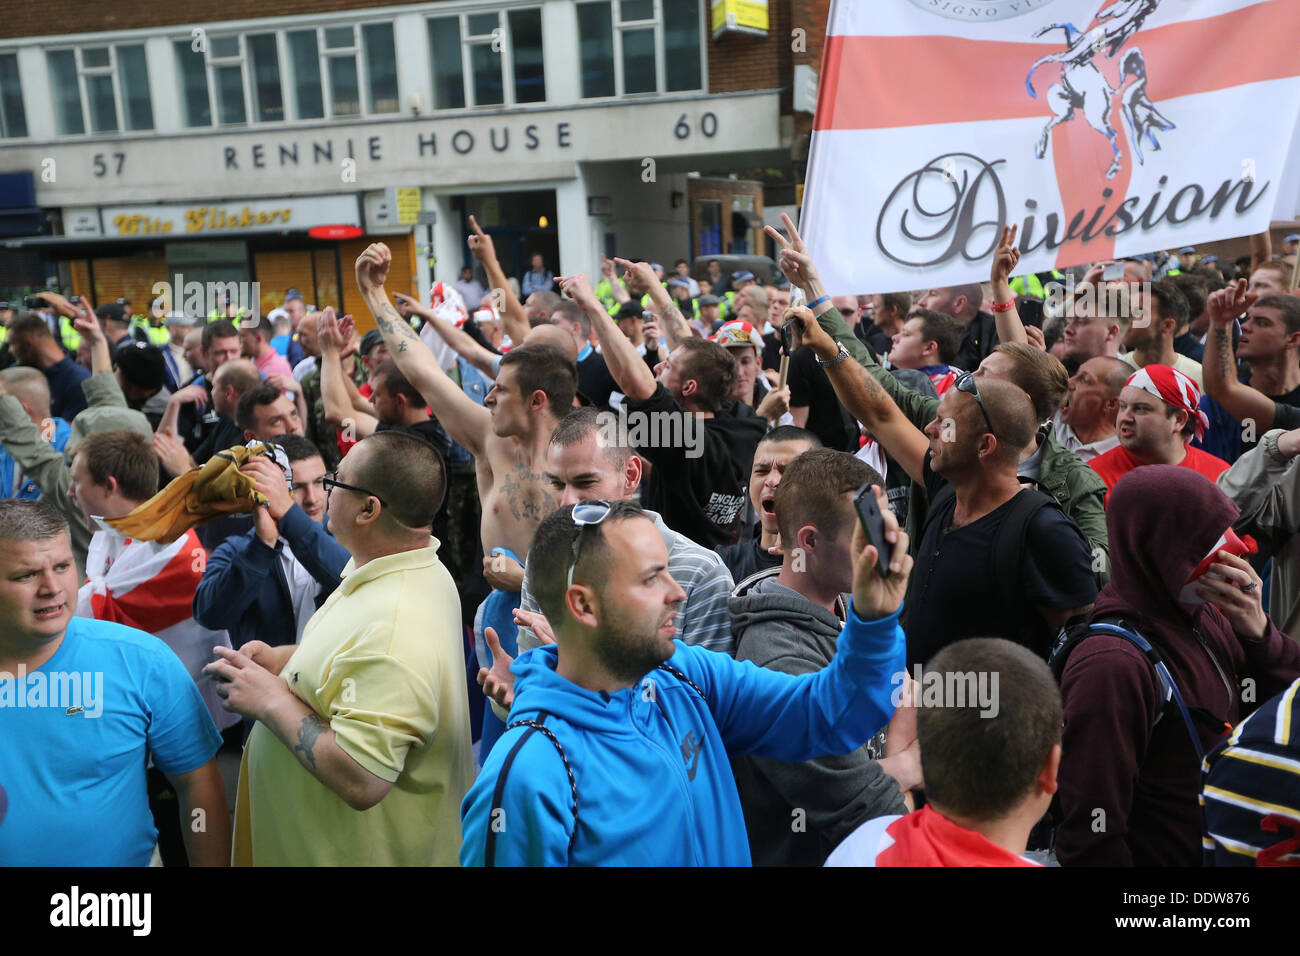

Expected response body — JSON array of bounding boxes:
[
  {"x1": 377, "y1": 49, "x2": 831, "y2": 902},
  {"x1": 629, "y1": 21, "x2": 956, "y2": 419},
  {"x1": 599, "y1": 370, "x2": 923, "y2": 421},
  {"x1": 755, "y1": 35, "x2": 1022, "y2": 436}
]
[{"x1": 1055, "y1": 466, "x2": 1300, "y2": 866}]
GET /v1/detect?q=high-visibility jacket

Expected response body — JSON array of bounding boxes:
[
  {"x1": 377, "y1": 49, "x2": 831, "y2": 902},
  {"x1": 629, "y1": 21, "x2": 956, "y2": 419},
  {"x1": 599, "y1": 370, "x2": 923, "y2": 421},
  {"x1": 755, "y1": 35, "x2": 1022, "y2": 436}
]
[
  {"x1": 131, "y1": 316, "x2": 170, "y2": 346},
  {"x1": 1010, "y1": 270, "x2": 1065, "y2": 299},
  {"x1": 56, "y1": 315, "x2": 80, "y2": 351}
]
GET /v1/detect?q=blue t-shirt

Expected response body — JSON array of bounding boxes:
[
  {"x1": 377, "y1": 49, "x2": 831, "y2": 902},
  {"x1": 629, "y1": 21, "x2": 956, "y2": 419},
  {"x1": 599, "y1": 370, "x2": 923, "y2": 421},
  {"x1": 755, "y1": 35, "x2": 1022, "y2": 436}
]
[{"x1": 0, "y1": 617, "x2": 222, "y2": 866}]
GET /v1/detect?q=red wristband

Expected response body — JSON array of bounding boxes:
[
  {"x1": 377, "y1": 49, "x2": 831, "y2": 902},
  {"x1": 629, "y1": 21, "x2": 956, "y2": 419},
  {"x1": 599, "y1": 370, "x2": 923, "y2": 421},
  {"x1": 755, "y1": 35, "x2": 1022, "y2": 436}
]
[{"x1": 991, "y1": 299, "x2": 1016, "y2": 313}]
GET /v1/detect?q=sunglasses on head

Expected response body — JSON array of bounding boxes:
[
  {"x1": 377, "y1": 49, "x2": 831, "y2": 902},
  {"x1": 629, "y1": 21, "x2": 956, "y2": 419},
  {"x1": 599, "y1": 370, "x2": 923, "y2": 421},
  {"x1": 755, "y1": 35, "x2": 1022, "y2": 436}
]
[
  {"x1": 566, "y1": 500, "x2": 614, "y2": 588},
  {"x1": 954, "y1": 371, "x2": 996, "y2": 436}
]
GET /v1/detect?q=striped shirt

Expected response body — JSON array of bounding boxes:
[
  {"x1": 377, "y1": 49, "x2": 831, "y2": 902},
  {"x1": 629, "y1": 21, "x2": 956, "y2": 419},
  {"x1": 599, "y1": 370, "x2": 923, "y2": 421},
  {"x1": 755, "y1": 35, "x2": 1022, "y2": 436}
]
[
  {"x1": 1200, "y1": 677, "x2": 1300, "y2": 866},
  {"x1": 517, "y1": 508, "x2": 736, "y2": 655}
]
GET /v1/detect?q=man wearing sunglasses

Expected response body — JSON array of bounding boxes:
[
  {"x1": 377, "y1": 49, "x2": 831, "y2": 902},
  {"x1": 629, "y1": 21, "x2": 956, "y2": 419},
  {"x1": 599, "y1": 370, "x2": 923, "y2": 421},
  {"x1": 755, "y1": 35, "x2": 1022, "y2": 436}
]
[
  {"x1": 209, "y1": 431, "x2": 473, "y2": 865},
  {"x1": 767, "y1": 215, "x2": 1108, "y2": 573},
  {"x1": 795, "y1": 311, "x2": 1097, "y2": 664},
  {"x1": 461, "y1": 494, "x2": 910, "y2": 866}
]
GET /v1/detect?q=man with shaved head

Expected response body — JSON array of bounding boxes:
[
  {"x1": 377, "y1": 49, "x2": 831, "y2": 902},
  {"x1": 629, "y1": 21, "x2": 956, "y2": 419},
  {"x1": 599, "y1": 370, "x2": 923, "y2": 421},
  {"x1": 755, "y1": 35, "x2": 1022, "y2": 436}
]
[
  {"x1": 916, "y1": 282, "x2": 997, "y2": 371},
  {"x1": 217, "y1": 430, "x2": 472, "y2": 865},
  {"x1": 786, "y1": 308, "x2": 1097, "y2": 665},
  {"x1": 0, "y1": 367, "x2": 70, "y2": 499},
  {"x1": 1053, "y1": 355, "x2": 1131, "y2": 462}
]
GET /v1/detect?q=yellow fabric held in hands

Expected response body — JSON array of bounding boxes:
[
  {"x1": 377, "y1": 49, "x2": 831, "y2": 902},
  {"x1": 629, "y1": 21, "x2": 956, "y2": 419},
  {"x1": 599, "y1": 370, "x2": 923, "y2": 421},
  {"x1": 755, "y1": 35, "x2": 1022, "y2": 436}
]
[{"x1": 105, "y1": 442, "x2": 277, "y2": 544}]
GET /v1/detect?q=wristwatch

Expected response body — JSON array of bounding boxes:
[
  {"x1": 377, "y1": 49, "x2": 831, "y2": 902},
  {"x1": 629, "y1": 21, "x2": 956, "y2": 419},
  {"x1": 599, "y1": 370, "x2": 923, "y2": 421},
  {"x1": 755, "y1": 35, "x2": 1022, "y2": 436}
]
[{"x1": 817, "y1": 343, "x2": 852, "y2": 368}]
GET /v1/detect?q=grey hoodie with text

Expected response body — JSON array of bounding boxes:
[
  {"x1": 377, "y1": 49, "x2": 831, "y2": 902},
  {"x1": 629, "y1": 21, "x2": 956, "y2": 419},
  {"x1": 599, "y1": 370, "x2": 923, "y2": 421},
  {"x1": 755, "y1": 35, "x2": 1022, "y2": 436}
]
[{"x1": 728, "y1": 569, "x2": 906, "y2": 866}]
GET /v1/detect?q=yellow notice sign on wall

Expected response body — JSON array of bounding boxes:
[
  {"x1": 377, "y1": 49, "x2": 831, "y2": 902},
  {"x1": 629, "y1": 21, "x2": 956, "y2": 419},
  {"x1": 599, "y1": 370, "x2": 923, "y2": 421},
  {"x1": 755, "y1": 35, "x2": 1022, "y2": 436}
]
[
  {"x1": 711, "y1": 0, "x2": 769, "y2": 39},
  {"x1": 396, "y1": 187, "x2": 422, "y2": 224}
]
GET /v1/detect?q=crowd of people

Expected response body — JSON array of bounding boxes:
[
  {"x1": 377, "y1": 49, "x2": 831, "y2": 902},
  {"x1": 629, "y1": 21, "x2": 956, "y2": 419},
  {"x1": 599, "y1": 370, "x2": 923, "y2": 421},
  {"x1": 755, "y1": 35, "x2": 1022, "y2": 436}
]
[{"x1": 2, "y1": 217, "x2": 1299, "y2": 868}]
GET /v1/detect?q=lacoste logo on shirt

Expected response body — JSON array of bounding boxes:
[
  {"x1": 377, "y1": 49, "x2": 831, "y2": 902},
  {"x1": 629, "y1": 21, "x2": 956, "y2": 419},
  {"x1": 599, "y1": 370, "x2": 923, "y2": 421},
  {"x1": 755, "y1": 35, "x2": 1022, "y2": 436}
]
[
  {"x1": 679, "y1": 731, "x2": 702, "y2": 782},
  {"x1": 66, "y1": 706, "x2": 83, "y2": 716}
]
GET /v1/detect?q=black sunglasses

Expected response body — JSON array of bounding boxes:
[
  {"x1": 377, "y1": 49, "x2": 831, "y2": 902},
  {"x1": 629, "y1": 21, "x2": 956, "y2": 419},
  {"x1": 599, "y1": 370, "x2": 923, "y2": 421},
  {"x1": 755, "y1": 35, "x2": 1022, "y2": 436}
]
[
  {"x1": 954, "y1": 371, "x2": 996, "y2": 436},
  {"x1": 321, "y1": 471, "x2": 387, "y2": 508}
]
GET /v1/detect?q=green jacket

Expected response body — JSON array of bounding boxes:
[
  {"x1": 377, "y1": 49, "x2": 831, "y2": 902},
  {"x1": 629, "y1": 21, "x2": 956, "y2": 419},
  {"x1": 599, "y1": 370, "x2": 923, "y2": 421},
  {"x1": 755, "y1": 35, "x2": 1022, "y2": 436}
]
[
  {"x1": 815, "y1": 305, "x2": 1110, "y2": 580},
  {"x1": 0, "y1": 373, "x2": 152, "y2": 579}
]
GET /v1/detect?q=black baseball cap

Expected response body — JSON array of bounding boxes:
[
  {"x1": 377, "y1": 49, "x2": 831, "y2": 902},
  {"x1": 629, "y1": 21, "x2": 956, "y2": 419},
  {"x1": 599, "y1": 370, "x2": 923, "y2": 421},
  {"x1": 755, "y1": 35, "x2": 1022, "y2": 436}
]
[{"x1": 96, "y1": 302, "x2": 127, "y2": 324}]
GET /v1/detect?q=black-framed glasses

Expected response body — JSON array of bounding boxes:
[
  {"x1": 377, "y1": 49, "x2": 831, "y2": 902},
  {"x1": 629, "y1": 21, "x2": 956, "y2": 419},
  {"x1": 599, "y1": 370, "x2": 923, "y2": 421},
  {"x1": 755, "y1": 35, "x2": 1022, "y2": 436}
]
[
  {"x1": 566, "y1": 500, "x2": 613, "y2": 589},
  {"x1": 954, "y1": 372, "x2": 996, "y2": 437},
  {"x1": 321, "y1": 471, "x2": 387, "y2": 508}
]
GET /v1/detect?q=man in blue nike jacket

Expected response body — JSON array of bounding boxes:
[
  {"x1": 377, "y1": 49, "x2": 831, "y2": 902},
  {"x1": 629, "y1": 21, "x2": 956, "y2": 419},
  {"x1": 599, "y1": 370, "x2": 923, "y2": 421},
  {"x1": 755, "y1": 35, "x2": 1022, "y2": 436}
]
[{"x1": 461, "y1": 493, "x2": 911, "y2": 866}]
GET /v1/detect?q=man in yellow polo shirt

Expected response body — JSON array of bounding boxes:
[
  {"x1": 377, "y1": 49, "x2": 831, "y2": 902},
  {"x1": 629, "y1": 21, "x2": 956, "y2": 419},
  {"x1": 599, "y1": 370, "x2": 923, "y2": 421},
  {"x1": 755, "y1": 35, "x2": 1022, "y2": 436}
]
[{"x1": 208, "y1": 430, "x2": 472, "y2": 865}]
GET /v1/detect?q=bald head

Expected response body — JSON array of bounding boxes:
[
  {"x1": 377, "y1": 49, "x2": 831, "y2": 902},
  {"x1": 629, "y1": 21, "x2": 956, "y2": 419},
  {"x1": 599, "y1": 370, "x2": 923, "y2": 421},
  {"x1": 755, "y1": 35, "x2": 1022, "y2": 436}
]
[
  {"x1": 1089, "y1": 355, "x2": 1133, "y2": 397},
  {"x1": 979, "y1": 377, "x2": 1038, "y2": 462},
  {"x1": 524, "y1": 322, "x2": 579, "y2": 362},
  {"x1": 0, "y1": 366, "x2": 51, "y2": 422}
]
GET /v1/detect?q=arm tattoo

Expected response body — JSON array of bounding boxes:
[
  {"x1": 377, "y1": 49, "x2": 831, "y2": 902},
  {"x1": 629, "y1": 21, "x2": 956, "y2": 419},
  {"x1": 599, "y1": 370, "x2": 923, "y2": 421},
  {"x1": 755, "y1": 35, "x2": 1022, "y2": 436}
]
[
  {"x1": 1214, "y1": 329, "x2": 1233, "y2": 378},
  {"x1": 375, "y1": 301, "x2": 420, "y2": 343},
  {"x1": 662, "y1": 303, "x2": 691, "y2": 343},
  {"x1": 292, "y1": 713, "x2": 329, "y2": 771}
]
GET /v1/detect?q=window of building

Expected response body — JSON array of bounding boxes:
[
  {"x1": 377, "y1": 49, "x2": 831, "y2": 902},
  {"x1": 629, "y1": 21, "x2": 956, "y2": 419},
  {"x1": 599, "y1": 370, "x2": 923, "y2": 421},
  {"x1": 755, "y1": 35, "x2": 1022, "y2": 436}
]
[
  {"x1": 576, "y1": 0, "x2": 703, "y2": 99},
  {"x1": 174, "y1": 22, "x2": 399, "y2": 128},
  {"x1": 48, "y1": 44, "x2": 154, "y2": 135},
  {"x1": 426, "y1": 7, "x2": 545, "y2": 110},
  {"x1": 0, "y1": 53, "x2": 28, "y2": 138}
]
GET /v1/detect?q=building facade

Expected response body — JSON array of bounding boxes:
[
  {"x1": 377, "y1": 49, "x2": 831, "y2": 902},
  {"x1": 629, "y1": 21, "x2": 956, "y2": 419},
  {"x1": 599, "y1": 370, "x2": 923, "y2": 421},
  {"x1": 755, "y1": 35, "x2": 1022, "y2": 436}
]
[{"x1": 0, "y1": 0, "x2": 830, "y2": 314}]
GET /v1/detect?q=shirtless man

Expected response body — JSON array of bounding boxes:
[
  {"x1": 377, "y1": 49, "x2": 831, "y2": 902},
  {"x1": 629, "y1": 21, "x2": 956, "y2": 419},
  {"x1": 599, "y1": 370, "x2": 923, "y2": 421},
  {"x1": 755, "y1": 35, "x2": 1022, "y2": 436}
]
[{"x1": 355, "y1": 242, "x2": 577, "y2": 754}]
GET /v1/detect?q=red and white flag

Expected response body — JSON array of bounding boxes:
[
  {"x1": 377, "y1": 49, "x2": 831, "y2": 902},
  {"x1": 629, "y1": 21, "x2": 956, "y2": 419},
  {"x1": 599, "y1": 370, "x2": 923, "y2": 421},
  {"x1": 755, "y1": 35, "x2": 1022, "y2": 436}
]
[
  {"x1": 77, "y1": 526, "x2": 239, "y2": 730},
  {"x1": 803, "y1": 0, "x2": 1300, "y2": 294}
]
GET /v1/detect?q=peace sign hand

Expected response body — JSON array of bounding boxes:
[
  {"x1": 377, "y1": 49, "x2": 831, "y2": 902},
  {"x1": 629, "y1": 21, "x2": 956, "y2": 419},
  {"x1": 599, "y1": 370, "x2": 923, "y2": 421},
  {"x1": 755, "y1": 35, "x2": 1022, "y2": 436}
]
[{"x1": 765, "y1": 214, "x2": 821, "y2": 294}]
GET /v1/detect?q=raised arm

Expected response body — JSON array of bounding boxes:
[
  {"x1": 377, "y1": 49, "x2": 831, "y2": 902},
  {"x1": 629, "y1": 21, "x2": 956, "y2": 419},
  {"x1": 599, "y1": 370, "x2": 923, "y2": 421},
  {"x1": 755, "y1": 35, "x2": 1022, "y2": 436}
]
[
  {"x1": 558, "y1": 272, "x2": 657, "y2": 402},
  {"x1": 468, "y1": 214, "x2": 529, "y2": 346},
  {"x1": 764, "y1": 214, "x2": 941, "y2": 430},
  {"x1": 787, "y1": 305, "x2": 929, "y2": 483},
  {"x1": 1203, "y1": 280, "x2": 1273, "y2": 429},
  {"x1": 317, "y1": 309, "x2": 378, "y2": 438},
  {"x1": 356, "y1": 244, "x2": 492, "y2": 458},
  {"x1": 617, "y1": 257, "x2": 691, "y2": 351},
  {"x1": 990, "y1": 224, "x2": 1028, "y2": 346},
  {"x1": 395, "y1": 292, "x2": 500, "y2": 380},
  {"x1": 602, "y1": 256, "x2": 632, "y2": 305}
]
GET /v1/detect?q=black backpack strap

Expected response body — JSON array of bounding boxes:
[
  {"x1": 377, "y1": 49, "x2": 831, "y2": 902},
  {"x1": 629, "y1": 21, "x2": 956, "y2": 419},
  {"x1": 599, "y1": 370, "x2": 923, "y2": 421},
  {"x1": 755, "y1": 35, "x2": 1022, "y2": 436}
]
[
  {"x1": 486, "y1": 714, "x2": 578, "y2": 865},
  {"x1": 993, "y1": 489, "x2": 1056, "y2": 651}
]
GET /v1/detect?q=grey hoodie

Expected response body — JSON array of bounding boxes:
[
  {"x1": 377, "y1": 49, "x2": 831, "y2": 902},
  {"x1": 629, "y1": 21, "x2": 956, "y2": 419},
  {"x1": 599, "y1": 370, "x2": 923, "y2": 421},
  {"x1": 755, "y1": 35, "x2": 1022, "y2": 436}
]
[{"x1": 728, "y1": 570, "x2": 906, "y2": 866}]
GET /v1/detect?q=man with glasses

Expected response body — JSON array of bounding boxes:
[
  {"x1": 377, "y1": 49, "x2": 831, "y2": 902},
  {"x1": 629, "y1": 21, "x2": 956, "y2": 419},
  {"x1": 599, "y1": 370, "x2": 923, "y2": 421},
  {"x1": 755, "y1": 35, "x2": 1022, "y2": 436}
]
[
  {"x1": 461, "y1": 495, "x2": 911, "y2": 865},
  {"x1": 213, "y1": 430, "x2": 473, "y2": 865},
  {"x1": 195, "y1": 434, "x2": 349, "y2": 650}
]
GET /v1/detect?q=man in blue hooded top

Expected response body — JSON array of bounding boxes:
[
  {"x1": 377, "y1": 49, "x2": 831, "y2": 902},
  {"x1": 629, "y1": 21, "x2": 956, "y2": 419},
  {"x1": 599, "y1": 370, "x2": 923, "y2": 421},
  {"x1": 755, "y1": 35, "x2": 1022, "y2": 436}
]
[{"x1": 461, "y1": 494, "x2": 910, "y2": 866}]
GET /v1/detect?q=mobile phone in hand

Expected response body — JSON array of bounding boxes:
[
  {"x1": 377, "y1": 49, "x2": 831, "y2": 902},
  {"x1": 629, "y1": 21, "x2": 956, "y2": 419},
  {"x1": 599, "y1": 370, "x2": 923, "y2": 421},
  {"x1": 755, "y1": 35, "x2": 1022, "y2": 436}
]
[
  {"x1": 853, "y1": 482, "x2": 892, "y2": 577},
  {"x1": 1102, "y1": 261, "x2": 1125, "y2": 282}
]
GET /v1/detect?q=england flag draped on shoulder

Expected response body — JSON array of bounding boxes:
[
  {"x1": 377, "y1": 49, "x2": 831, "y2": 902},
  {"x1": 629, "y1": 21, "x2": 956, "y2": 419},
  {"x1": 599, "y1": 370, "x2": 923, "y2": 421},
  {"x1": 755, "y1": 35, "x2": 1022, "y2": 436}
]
[
  {"x1": 77, "y1": 524, "x2": 239, "y2": 730},
  {"x1": 803, "y1": 0, "x2": 1300, "y2": 294}
]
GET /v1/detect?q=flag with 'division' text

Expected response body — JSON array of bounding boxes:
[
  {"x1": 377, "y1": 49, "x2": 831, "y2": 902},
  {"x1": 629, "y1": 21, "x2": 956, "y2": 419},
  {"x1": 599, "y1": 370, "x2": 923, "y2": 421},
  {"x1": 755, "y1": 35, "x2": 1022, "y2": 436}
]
[{"x1": 802, "y1": 0, "x2": 1300, "y2": 295}]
